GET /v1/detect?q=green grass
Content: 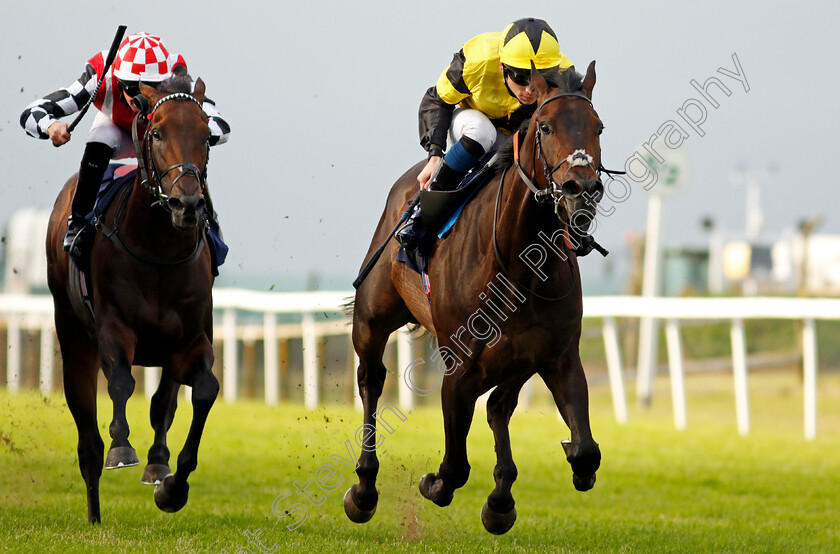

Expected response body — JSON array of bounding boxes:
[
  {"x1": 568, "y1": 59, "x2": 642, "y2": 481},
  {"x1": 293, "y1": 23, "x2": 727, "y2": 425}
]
[{"x1": 1, "y1": 370, "x2": 839, "y2": 553}]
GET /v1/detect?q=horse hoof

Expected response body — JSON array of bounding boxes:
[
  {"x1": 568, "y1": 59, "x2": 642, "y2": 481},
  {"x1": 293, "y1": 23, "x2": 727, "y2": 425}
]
[
  {"x1": 481, "y1": 502, "x2": 517, "y2": 535},
  {"x1": 573, "y1": 473, "x2": 596, "y2": 492},
  {"x1": 154, "y1": 474, "x2": 189, "y2": 513},
  {"x1": 141, "y1": 463, "x2": 171, "y2": 485},
  {"x1": 105, "y1": 446, "x2": 139, "y2": 469},
  {"x1": 418, "y1": 473, "x2": 453, "y2": 507},
  {"x1": 343, "y1": 486, "x2": 376, "y2": 523}
]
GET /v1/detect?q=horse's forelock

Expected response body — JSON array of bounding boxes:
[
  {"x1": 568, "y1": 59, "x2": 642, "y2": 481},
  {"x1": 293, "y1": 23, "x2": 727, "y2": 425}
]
[
  {"x1": 158, "y1": 73, "x2": 193, "y2": 94},
  {"x1": 551, "y1": 67, "x2": 584, "y2": 93}
]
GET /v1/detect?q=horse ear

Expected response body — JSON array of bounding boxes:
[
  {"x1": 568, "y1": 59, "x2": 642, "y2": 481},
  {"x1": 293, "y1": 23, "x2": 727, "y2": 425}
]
[
  {"x1": 581, "y1": 60, "x2": 596, "y2": 99},
  {"x1": 529, "y1": 61, "x2": 551, "y2": 100},
  {"x1": 139, "y1": 82, "x2": 164, "y2": 107},
  {"x1": 192, "y1": 78, "x2": 206, "y2": 103}
]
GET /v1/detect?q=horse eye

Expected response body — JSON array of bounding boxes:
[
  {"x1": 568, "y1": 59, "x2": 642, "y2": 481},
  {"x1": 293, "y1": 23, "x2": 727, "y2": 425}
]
[
  {"x1": 539, "y1": 122, "x2": 551, "y2": 134},
  {"x1": 151, "y1": 129, "x2": 161, "y2": 140}
]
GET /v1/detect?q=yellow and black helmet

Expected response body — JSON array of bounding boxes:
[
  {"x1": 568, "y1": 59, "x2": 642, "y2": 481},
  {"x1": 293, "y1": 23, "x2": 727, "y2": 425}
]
[{"x1": 498, "y1": 18, "x2": 561, "y2": 70}]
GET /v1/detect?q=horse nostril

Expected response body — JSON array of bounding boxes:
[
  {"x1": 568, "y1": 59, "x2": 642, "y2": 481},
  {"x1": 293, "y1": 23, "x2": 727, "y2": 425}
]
[
  {"x1": 167, "y1": 197, "x2": 184, "y2": 211},
  {"x1": 196, "y1": 198, "x2": 206, "y2": 212},
  {"x1": 589, "y1": 180, "x2": 604, "y2": 199},
  {"x1": 562, "y1": 180, "x2": 583, "y2": 198}
]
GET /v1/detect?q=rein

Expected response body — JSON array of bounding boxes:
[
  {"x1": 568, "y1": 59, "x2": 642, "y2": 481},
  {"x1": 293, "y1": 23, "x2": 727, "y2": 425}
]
[
  {"x1": 491, "y1": 164, "x2": 577, "y2": 302},
  {"x1": 93, "y1": 92, "x2": 209, "y2": 266}
]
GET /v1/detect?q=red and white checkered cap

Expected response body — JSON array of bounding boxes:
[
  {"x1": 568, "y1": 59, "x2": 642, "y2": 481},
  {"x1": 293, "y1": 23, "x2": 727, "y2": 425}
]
[{"x1": 112, "y1": 32, "x2": 174, "y2": 83}]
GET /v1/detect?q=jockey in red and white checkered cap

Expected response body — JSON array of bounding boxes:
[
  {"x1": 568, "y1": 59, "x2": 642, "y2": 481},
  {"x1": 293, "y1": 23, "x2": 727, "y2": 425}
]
[{"x1": 21, "y1": 31, "x2": 230, "y2": 252}]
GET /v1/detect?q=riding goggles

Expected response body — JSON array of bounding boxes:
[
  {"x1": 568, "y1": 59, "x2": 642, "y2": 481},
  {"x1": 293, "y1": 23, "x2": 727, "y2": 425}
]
[
  {"x1": 118, "y1": 79, "x2": 157, "y2": 98},
  {"x1": 503, "y1": 66, "x2": 532, "y2": 87}
]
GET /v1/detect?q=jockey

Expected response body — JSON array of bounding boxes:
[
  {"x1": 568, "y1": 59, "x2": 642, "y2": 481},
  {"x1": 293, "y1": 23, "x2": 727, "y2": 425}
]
[
  {"x1": 396, "y1": 18, "x2": 574, "y2": 250},
  {"x1": 20, "y1": 32, "x2": 230, "y2": 254}
]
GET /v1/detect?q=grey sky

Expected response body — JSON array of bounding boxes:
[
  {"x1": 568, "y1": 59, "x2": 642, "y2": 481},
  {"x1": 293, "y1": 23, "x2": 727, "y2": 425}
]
[{"x1": 2, "y1": 0, "x2": 835, "y2": 292}]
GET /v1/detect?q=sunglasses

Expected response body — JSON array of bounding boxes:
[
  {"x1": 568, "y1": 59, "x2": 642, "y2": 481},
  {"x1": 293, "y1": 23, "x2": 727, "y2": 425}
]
[{"x1": 504, "y1": 66, "x2": 532, "y2": 87}]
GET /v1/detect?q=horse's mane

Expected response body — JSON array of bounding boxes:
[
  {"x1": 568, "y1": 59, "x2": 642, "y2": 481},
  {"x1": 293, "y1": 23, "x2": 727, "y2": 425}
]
[{"x1": 490, "y1": 67, "x2": 584, "y2": 175}]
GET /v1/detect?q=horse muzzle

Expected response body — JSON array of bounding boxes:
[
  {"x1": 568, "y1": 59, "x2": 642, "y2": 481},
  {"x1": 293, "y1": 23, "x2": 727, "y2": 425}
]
[
  {"x1": 561, "y1": 178, "x2": 603, "y2": 227},
  {"x1": 167, "y1": 194, "x2": 206, "y2": 230}
]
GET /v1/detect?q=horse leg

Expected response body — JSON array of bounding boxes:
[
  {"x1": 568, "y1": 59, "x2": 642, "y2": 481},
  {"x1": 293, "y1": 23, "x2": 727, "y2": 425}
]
[
  {"x1": 64, "y1": 362, "x2": 104, "y2": 523},
  {"x1": 343, "y1": 322, "x2": 390, "y2": 523},
  {"x1": 538, "y1": 348, "x2": 601, "y2": 492},
  {"x1": 99, "y1": 330, "x2": 140, "y2": 469},
  {"x1": 481, "y1": 372, "x2": 533, "y2": 534},
  {"x1": 56, "y1": 308, "x2": 103, "y2": 523},
  {"x1": 419, "y1": 367, "x2": 479, "y2": 507},
  {"x1": 154, "y1": 339, "x2": 218, "y2": 513},
  {"x1": 142, "y1": 373, "x2": 179, "y2": 485}
]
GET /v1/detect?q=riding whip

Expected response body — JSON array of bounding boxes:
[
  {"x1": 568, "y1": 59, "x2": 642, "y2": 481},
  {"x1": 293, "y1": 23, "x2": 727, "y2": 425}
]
[
  {"x1": 352, "y1": 193, "x2": 420, "y2": 289},
  {"x1": 66, "y1": 25, "x2": 127, "y2": 134}
]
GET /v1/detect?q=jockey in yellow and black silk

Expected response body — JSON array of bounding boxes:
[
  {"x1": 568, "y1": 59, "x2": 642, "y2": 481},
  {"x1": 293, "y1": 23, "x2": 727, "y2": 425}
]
[{"x1": 397, "y1": 18, "x2": 574, "y2": 250}]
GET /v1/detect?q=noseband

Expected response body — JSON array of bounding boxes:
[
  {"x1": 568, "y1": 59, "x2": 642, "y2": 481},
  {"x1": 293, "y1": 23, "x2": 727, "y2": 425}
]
[{"x1": 131, "y1": 93, "x2": 209, "y2": 209}]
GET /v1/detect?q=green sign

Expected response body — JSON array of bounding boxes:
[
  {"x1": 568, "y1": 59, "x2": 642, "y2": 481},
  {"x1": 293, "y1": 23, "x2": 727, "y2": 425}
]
[{"x1": 644, "y1": 147, "x2": 691, "y2": 197}]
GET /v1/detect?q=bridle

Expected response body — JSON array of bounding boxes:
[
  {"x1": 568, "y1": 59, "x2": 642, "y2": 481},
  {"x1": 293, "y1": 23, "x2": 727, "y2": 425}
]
[
  {"x1": 511, "y1": 91, "x2": 620, "y2": 252},
  {"x1": 514, "y1": 92, "x2": 609, "y2": 212},
  {"x1": 491, "y1": 91, "x2": 621, "y2": 300},
  {"x1": 92, "y1": 92, "x2": 210, "y2": 266},
  {"x1": 131, "y1": 92, "x2": 209, "y2": 210}
]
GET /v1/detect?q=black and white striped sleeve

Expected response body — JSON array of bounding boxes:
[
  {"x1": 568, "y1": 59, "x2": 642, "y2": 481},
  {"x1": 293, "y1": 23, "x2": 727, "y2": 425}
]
[
  {"x1": 20, "y1": 64, "x2": 98, "y2": 139},
  {"x1": 201, "y1": 97, "x2": 230, "y2": 146}
]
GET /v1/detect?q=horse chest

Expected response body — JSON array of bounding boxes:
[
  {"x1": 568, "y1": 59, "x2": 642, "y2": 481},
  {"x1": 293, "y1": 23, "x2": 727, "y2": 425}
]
[{"x1": 98, "y1": 291, "x2": 203, "y2": 345}]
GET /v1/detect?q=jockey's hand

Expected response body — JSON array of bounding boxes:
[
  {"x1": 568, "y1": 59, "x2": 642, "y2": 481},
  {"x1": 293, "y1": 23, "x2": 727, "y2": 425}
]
[
  {"x1": 418, "y1": 156, "x2": 442, "y2": 190},
  {"x1": 48, "y1": 121, "x2": 71, "y2": 147}
]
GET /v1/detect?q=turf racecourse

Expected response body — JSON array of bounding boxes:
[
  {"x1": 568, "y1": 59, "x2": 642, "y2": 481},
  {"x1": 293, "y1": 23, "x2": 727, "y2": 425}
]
[{"x1": 1, "y1": 371, "x2": 839, "y2": 553}]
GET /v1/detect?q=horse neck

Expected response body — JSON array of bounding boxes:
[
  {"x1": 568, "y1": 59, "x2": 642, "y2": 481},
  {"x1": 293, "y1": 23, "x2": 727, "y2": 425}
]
[
  {"x1": 120, "y1": 176, "x2": 200, "y2": 257},
  {"x1": 494, "y1": 150, "x2": 579, "y2": 294}
]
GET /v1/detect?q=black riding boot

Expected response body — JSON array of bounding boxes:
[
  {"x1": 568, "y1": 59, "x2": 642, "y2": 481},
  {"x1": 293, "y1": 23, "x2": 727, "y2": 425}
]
[
  {"x1": 64, "y1": 142, "x2": 112, "y2": 253},
  {"x1": 427, "y1": 160, "x2": 464, "y2": 192},
  {"x1": 395, "y1": 161, "x2": 465, "y2": 250}
]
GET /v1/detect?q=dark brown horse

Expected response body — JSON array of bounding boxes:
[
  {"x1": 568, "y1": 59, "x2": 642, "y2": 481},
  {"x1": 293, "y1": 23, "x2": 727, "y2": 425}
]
[
  {"x1": 46, "y1": 78, "x2": 218, "y2": 523},
  {"x1": 345, "y1": 62, "x2": 605, "y2": 534}
]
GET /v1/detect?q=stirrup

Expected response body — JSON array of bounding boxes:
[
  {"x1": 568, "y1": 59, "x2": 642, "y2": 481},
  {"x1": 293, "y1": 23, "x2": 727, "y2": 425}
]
[
  {"x1": 63, "y1": 215, "x2": 87, "y2": 252},
  {"x1": 63, "y1": 216, "x2": 94, "y2": 266}
]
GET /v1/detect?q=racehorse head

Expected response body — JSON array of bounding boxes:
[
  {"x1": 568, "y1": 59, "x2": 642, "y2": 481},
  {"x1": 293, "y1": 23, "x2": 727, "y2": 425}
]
[
  {"x1": 527, "y1": 61, "x2": 604, "y2": 234},
  {"x1": 138, "y1": 78, "x2": 210, "y2": 231}
]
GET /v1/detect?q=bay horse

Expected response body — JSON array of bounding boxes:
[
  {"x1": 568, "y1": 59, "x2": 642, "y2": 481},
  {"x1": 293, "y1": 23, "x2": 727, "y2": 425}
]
[
  {"x1": 345, "y1": 62, "x2": 605, "y2": 534},
  {"x1": 45, "y1": 77, "x2": 219, "y2": 523}
]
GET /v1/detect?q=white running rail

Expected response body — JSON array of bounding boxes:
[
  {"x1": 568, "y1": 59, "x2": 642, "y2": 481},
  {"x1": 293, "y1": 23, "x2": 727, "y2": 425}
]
[{"x1": 1, "y1": 291, "x2": 837, "y2": 440}]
